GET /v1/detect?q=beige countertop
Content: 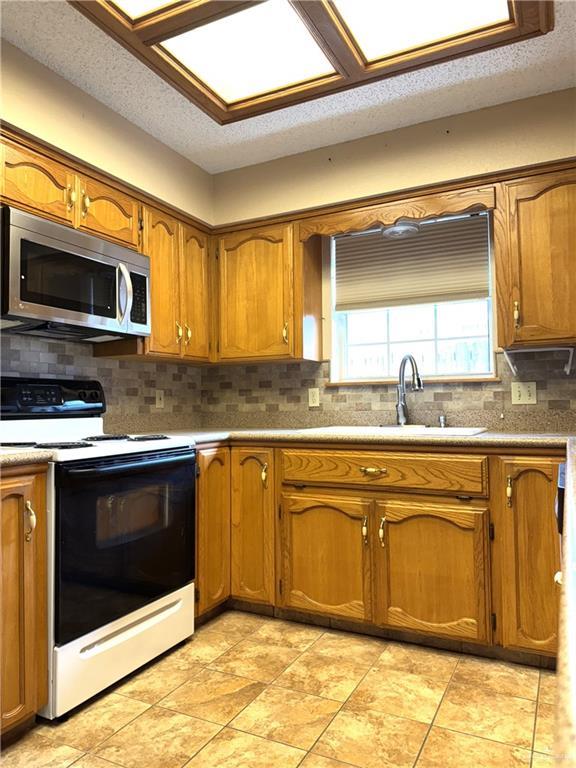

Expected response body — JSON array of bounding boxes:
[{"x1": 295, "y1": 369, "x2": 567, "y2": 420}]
[
  {"x1": 0, "y1": 447, "x2": 54, "y2": 466},
  {"x1": 557, "y1": 437, "x2": 576, "y2": 766}
]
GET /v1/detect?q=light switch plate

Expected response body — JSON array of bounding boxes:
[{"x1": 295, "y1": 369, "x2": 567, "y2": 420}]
[
  {"x1": 511, "y1": 381, "x2": 537, "y2": 405},
  {"x1": 155, "y1": 389, "x2": 165, "y2": 409},
  {"x1": 308, "y1": 388, "x2": 320, "y2": 407}
]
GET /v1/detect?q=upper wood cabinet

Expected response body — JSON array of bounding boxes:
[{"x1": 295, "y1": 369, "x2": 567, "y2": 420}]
[
  {"x1": 1, "y1": 465, "x2": 47, "y2": 734},
  {"x1": 279, "y1": 491, "x2": 372, "y2": 622},
  {"x1": 1, "y1": 138, "x2": 142, "y2": 249},
  {"x1": 495, "y1": 170, "x2": 576, "y2": 348},
  {"x1": 497, "y1": 457, "x2": 561, "y2": 654},
  {"x1": 373, "y1": 498, "x2": 490, "y2": 643},
  {"x1": 216, "y1": 223, "x2": 322, "y2": 362},
  {"x1": 180, "y1": 223, "x2": 210, "y2": 360},
  {"x1": 1, "y1": 140, "x2": 76, "y2": 226},
  {"x1": 77, "y1": 175, "x2": 141, "y2": 249},
  {"x1": 230, "y1": 447, "x2": 275, "y2": 604},
  {"x1": 145, "y1": 208, "x2": 181, "y2": 357},
  {"x1": 196, "y1": 447, "x2": 231, "y2": 616}
]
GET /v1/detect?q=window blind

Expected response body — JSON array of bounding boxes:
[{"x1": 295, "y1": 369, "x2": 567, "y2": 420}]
[{"x1": 334, "y1": 213, "x2": 490, "y2": 311}]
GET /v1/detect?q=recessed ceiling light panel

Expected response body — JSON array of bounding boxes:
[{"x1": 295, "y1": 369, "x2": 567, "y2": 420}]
[
  {"x1": 110, "y1": 0, "x2": 179, "y2": 20},
  {"x1": 333, "y1": 0, "x2": 512, "y2": 62},
  {"x1": 160, "y1": 0, "x2": 336, "y2": 104}
]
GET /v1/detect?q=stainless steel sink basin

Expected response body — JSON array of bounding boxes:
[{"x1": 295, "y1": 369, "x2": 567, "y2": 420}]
[{"x1": 298, "y1": 426, "x2": 487, "y2": 436}]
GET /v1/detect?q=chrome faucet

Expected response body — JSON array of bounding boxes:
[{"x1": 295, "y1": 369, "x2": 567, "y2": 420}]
[{"x1": 396, "y1": 354, "x2": 424, "y2": 426}]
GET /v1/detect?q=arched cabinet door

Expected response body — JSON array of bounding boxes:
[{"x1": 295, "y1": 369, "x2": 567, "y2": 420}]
[
  {"x1": 278, "y1": 492, "x2": 373, "y2": 621},
  {"x1": 77, "y1": 175, "x2": 140, "y2": 248},
  {"x1": 498, "y1": 458, "x2": 561, "y2": 653},
  {"x1": 196, "y1": 448, "x2": 230, "y2": 616},
  {"x1": 373, "y1": 499, "x2": 489, "y2": 642}
]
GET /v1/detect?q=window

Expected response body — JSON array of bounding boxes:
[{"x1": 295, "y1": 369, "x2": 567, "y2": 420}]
[{"x1": 330, "y1": 213, "x2": 494, "y2": 382}]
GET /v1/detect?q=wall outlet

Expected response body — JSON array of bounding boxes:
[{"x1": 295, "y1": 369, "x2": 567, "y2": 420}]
[
  {"x1": 511, "y1": 381, "x2": 537, "y2": 405},
  {"x1": 155, "y1": 389, "x2": 165, "y2": 409},
  {"x1": 308, "y1": 387, "x2": 320, "y2": 407}
]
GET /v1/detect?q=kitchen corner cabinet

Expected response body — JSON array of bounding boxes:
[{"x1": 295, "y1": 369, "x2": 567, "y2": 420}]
[
  {"x1": 196, "y1": 448, "x2": 231, "y2": 616},
  {"x1": 216, "y1": 223, "x2": 322, "y2": 362},
  {"x1": 1, "y1": 465, "x2": 47, "y2": 734},
  {"x1": 498, "y1": 457, "x2": 561, "y2": 653},
  {"x1": 1, "y1": 138, "x2": 141, "y2": 249},
  {"x1": 230, "y1": 447, "x2": 275, "y2": 604},
  {"x1": 495, "y1": 169, "x2": 576, "y2": 348},
  {"x1": 278, "y1": 492, "x2": 372, "y2": 621},
  {"x1": 373, "y1": 499, "x2": 490, "y2": 642}
]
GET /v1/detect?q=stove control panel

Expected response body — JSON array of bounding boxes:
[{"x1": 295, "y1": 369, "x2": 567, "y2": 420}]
[{"x1": 1, "y1": 377, "x2": 106, "y2": 418}]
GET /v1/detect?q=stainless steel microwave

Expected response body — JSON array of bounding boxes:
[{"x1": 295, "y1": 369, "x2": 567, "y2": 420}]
[{"x1": 1, "y1": 206, "x2": 150, "y2": 341}]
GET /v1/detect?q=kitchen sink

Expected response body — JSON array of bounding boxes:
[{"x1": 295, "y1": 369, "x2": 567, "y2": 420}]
[{"x1": 298, "y1": 426, "x2": 487, "y2": 436}]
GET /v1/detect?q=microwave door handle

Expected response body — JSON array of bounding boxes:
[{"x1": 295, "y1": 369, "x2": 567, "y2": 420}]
[
  {"x1": 64, "y1": 453, "x2": 195, "y2": 476},
  {"x1": 117, "y1": 262, "x2": 133, "y2": 325}
]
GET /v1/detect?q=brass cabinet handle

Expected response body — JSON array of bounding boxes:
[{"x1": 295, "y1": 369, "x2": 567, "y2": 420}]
[
  {"x1": 554, "y1": 571, "x2": 563, "y2": 586},
  {"x1": 82, "y1": 192, "x2": 91, "y2": 217},
  {"x1": 360, "y1": 466, "x2": 387, "y2": 478},
  {"x1": 261, "y1": 462, "x2": 268, "y2": 488},
  {"x1": 25, "y1": 500, "x2": 37, "y2": 542},
  {"x1": 67, "y1": 185, "x2": 77, "y2": 211},
  {"x1": 176, "y1": 322, "x2": 183, "y2": 343},
  {"x1": 506, "y1": 475, "x2": 513, "y2": 507},
  {"x1": 282, "y1": 322, "x2": 289, "y2": 344},
  {"x1": 361, "y1": 515, "x2": 368, "y2": 545},
  {"x1": 378, "y1": 516, "x2": 386, "y2": 547},
  {"x1": 513, "y1": 301, "x2": 520, "y2": 330},
  {"x1": 184, "y1": 325, "x2": 192, "y2": 346}
]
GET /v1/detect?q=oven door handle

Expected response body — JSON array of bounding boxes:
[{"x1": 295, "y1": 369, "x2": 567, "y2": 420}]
[{"x1": 64, "y1": 453, "x2": 194, "y2": 476}]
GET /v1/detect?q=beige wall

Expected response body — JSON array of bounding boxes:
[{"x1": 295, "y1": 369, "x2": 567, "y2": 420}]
[
  {"x1": 1, "y1": 43, "x2": 214, "y2": 223},
  {"x1": 213, "y1": 88, "x2": 576, "y2": 224}
]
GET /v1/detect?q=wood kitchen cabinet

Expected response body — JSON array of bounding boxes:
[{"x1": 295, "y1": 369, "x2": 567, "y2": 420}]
[
  {"x1": 495, "y1": 169, "x2": 576, "y2": 347},
  {"x1": 196, "y1": 447, "x2": 231, "y2": 616},
  {"x1": 1, "y1": 464, "x2": 47, "y2": 734},
  {"x1": 373, "y1": 498, "x2": 490, "y2": 642},
  {"x1": 1, "y1": 138, "x2": 141, "y2": 249},
  {"x1": 278, "y1": 491, "x2": 373, "y2": 621},
  {"x1": 497, "y1": 457, "x2": 562, "y2": 653},
  {"x1": 230, "y1": 447, "x2": 275, "y2": 604}
]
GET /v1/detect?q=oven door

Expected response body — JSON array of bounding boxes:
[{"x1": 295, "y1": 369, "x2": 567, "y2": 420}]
[{"x1": 54, "y1": 448, "x2": 195, "y2": 645}]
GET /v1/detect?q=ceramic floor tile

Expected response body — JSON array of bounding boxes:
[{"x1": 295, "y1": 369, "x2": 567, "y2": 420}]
[
  {"x1": 300, "y1": 755, "x2": 356, "y2": 768},
  {"x1": 533, "y1": 701, "x2": 555, "y2": 755},
  {"x1": 208, "y1": 638, "x2": 300, "y2": 683},
  {"x1": 158, "y1": 668, "x2": 266, "y2": 724},
  {"x1": 182, "y1": 727, "x2": 305, "y2": 767},
  {"x1": 92, "y1": 706, "x2": 221, "y2": 768},
  {"x1": 0, "y1": 731, "x2": 83, "y2": 768},
  {"x1": 35, "y1": 692, "x2": 149, "y2": 751},
  {"x1": 170, "y1": 629, "x2": 240, "y2": 664},
  {"x1": 249, "y1": 619, "x2": 325, "y2": 650},
  {"x1": 416, "y1": 726, "x2": 532, "y2": 767},
  {"x1": 531, "y1": 752, "x2": 555, "y2": 767},
  {"x1": 230, "y1": 684, "x2": 341, "y2": 750},
  {"x1": 538, "y1": 671, "x2": 558, "y2": 705},
  {"x1": 275, "y1": 650, "x2": 370, "y2": 702},
  {"x1": 115, "y1": 650, "x2": 204, "y2": 704},
  {"x1": 374, "y1": 642, "x2": 459, "y2": 683},
  {"x1": 308, "y1": 631, "x2": 387, "y2": 666},
  {"x1": 66, "y1": 756, "x2": 120, "y2": 768},
  {"x1": 451, "y1": 657, "x2": 540, "y2": 700},
  {"x1": 313, "y1": 708, "x2": 428, "y2": 768},
  {"x1": 203, "y1": 611, "x2": 270, "y2": 638},
  {"x1": 435, "y1": 683, "x2": 536, "y2": 749},
  {"x1": 346, "y1": 666, "x2": 447, "y2": 723}
]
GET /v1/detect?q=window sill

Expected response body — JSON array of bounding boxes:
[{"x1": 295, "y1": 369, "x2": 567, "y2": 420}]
[{"x1": 325, "y1": 375, "x2": 501, "y2": 387}]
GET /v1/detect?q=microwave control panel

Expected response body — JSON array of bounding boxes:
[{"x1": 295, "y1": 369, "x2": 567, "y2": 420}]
[{"x1": 130, "y1": 273, "x2": 148, "y2": 326}]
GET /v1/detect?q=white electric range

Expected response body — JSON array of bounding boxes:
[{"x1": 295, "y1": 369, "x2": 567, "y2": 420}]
[{"x1": 1, "y1": 376, "x2": 197, "y2": 719}]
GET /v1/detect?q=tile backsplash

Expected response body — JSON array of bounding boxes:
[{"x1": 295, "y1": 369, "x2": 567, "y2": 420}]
[{"x1": 2, "y1": 335, "x2": 575, "y2": 433}]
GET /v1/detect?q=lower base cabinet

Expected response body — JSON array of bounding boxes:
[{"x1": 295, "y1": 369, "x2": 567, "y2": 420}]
[
  {"x1": 196, "y1": 448, "x2": 231, "y2": 616},
  {"x1": 1, "y1": 465, "x2": 47, "y2": 734},
  {"x1": 279, "y1": 492, "x2": 372, "y2": 621},
  {"x1": 498, "y1": 457, "x2": 562, "y2": 653},
  {"x1": 373, "y1": 498, "x2": 490, "y2": 642}
]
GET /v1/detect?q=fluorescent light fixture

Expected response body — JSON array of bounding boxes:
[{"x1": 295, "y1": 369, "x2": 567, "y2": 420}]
[
  {"x1": 161, "y1": 0, "x2": 335, "y2": 104},
  {"x1": 110, "y1": 0, "x2": 177, "y2": 20},
  {"x1": 333, "y1": 0, "x2": 512, "y2": 61}
]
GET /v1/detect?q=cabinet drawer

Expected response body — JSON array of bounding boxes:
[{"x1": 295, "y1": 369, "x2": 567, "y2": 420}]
[{"x1": 280, "y1": 449, "x2": 488, "y2": 496}]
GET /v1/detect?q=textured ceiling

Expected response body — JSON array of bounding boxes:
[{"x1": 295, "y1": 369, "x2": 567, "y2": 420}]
[{"x1": 1, "y1": 0, "x2": 575, "y2": 174}]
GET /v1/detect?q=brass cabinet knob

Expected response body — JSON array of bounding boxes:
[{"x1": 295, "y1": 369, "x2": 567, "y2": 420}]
[{"x1": 25, "y1": 500, "x2": 37, "y2": 542}]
